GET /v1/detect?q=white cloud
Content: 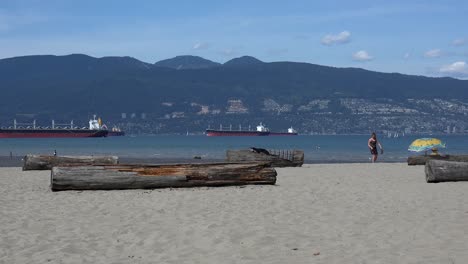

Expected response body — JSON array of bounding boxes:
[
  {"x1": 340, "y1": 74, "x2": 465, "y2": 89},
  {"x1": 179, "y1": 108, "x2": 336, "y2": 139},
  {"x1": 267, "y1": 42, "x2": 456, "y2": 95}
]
[
  {"x1": 439, "y1": 61, "x2": 468, "y2": 77},
  {"x1": 424, "y1": 49, "x2": 442, "y2": 58},
  {"x1": 452, "y1": 38, "x2": 466, "y2": 46},
  {"x1": 404, "y1": 52, "x2": 411, "y2": 59},
  {"x1": 352, "y1": 50, "x2": 373, "y2": 61},
  {"x1": 321, "y1": 31, "x2": 351, "y2": 46},
  {"x1": 192, "y1": 42, "x2": 210, "y2": 50},
  {"x1": 220, "y1": 48, "x2": 238, "y2": 57}
]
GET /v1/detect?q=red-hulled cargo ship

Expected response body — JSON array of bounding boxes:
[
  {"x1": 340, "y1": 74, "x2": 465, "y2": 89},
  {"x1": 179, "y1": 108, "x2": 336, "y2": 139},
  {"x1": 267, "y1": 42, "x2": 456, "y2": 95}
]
[
  {"x1": 0, "y1": 129, "x2": 108, "y2": 138},
  {"x1": 0, "y1": 116, "x2": 109, "y2": 138},
  {"x1": 206, "y1": 123, "x2": 298, "y2": 136},
  {"x1": 206, "y1": 130, "x2": 270, "y2": 136}
]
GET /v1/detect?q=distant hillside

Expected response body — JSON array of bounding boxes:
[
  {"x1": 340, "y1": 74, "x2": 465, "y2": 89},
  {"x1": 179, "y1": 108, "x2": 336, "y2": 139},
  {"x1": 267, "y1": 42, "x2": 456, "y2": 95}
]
[
  {"x1": 154, "y1": 55, "x2": 220, "y2": 69},
  {"x1": 224, "y1": 56, "x2": 264, "y2": 67},
  {"x1": 0, "y1": 53, "x2": 467, "y2": 131}
]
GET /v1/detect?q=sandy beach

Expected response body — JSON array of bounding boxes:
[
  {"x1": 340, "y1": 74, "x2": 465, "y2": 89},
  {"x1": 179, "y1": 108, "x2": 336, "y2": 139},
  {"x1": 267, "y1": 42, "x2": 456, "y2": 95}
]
[{"x1": 1, "y1": 163, "x2": 468, "y2": 264}]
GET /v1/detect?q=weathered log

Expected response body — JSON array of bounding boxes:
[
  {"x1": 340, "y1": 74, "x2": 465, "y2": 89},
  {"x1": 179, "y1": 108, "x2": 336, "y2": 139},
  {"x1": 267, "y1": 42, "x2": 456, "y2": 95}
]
[
  {"x1": 408, "y1": 155, "x2": 468, "y2": 166},
  {"x1": 51, "y1": 162, "x2": 277, "y2": 191},
  {"x1": 425, "y1": 160, "x2": 468, "y2": 183},
  {"x1": 23, "y1": 155, "x2": 119, "y2": 171},
  {"x1": 226, "y1": 149, "x2": 304, "y2": 167}
]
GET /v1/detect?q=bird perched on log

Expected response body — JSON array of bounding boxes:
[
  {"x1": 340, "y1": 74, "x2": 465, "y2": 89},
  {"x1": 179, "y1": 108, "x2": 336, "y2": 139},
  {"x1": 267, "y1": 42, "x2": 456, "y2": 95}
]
[{"x1": 250, "y1": 147, "x2": 270, "y2": 155}]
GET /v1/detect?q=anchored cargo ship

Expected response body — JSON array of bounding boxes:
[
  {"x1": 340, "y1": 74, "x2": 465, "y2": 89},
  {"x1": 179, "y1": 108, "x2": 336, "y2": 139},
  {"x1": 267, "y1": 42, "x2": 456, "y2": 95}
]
[
  {"x1": 0, "y1": 116, "x2": 110, "y2": 138},
  {"x1": 206, "y1": 123, "x2": 298, "y2": 136}
]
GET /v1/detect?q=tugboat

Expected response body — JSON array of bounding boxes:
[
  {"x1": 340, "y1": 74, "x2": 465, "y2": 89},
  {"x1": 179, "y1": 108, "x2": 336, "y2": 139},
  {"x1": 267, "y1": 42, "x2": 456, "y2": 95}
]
[
  {"x1": 95, "y1": 117, "x2": 125, "y2": 136},
  {"x1": 270, "y1": 127, "x2": 298, "y2": 136},
  {"x1": 107, "y1": 127, "x2": 125, "y2": 136}
]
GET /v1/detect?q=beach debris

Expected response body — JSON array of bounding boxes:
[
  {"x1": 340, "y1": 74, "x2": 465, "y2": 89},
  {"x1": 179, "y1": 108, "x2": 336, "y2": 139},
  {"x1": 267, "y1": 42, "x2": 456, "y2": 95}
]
[
  {"x1": 226, "y1": 149, "x2": 304, "y2": 167},
  {"x1": 407, "y1": 154, "x2": 468, "y2": 166},
  {"x1": 22, "y1": 154, "x2": 119, "y2": 171},
  {"x1": 425, "y1": 160, "x2": 468, "y2": 183},
  {"x1": 313, "y1": 252, "x2": 320, "y2": 256},
  {"x1": 51, "y1": 162, "x2": 277, "y2": 191}
]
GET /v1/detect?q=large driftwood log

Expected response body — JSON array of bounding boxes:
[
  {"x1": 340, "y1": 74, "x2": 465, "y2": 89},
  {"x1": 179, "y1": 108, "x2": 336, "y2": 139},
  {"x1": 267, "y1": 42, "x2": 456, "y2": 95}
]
[
  {"x1": 51, "y1": 162, "x2": 277, "y2": 191},
  {"x1": 23, "y1": 155, "x2": 119, "y2": 171},
  {"x1": 226, "y1": 149, "x2": 304, "y2": 167},
  {"x1": 425, "y1": 160, "x2": 468, "y2": 183},
  {"x1": 408, "y1": 155, "x2": 468, "y2": 166}
]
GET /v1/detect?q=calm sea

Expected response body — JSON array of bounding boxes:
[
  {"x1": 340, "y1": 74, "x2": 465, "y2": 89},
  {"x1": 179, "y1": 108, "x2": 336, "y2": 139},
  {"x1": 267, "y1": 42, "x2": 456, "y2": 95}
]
[{"x1": 0, "y1": 135, "x2": 467, "y2": 163}]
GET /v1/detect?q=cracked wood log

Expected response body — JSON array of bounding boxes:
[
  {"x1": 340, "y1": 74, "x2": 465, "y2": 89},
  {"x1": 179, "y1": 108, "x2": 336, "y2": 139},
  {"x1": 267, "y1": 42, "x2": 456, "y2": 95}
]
[
  {"x1": 51, "y1": 162, "x2": 277, "y2": 191},
  {"x1": 226, "y1": 149, "x2": 304, "y2": 167},
  {"x1": 425, "y1": 160, "x2": 468, "y2": 183},
  {"x1": 408, "y1": 155, "x2": 468, "y2": 166},
  {"x1": 23, "y1": 155, "x2": 119, "y2": 171}
]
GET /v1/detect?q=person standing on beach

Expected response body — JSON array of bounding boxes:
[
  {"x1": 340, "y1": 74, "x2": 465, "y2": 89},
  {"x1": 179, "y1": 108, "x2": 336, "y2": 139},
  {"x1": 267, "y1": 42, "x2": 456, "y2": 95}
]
[{"x1": 368, "y1": 132, "x2": 383, "y2": 163}]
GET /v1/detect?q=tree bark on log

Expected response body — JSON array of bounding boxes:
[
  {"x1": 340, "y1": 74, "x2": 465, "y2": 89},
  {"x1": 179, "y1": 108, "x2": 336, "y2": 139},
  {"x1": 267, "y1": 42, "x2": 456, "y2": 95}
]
[
  {"x1": 226, "y1": 149, "x2": 304, "y2": 167},
  {"x1": 408, "y1": 155, "x2": 468, "y2": 165},
  {"x1": 51, "y1": 162, "x2": 277, "y2": 191},
  {"x1": 23, "y1": 155, "x2": 119, "y2": 171},
  {"x1": 425, "y1": 160, "x2": 468, "y2": 183}
]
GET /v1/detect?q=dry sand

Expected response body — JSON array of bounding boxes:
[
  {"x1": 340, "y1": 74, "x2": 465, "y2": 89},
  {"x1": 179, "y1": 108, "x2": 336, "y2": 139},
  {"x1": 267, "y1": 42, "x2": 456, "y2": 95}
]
[{"x1": 1, "y1": 163, "x2": 468, "y2": 264}]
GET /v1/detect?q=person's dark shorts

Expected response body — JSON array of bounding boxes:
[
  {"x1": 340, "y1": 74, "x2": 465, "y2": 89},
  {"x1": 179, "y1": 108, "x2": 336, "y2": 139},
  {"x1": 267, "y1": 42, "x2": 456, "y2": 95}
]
[{"x1": 370, "y1": 148, "x2": 378, "y2": 155}]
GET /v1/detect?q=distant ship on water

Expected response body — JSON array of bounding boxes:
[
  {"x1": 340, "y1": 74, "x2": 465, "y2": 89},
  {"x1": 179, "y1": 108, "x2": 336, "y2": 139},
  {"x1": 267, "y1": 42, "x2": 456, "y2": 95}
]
[
  {"x1": 0, "y1": 115, "x2": 124, "y2": 138},
  {"x1": 206, "y1": 123, "x2": 298, "y2": 136},
  {"x1": 108, "y1": 127, "x2": 125, "y2": 137}
]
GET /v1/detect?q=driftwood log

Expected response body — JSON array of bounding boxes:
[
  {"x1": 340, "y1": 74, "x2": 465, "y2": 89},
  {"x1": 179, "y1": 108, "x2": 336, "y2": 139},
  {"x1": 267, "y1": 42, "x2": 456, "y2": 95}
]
[
  {"x1": 226, "y1": 149, "x2": 304, "y2": 167},
  {"x1": 51, "y1": 162, "x2": 277, "y2": 191},
  {"x1": 23, "y1": 155, "x2": 119, "y2": 171},
  {"x1": 425, "y1": 160, "x2": 468, "y2": 183},
  {"x1": 408, "y1": 155, "x2": 468, "y2": 165}
]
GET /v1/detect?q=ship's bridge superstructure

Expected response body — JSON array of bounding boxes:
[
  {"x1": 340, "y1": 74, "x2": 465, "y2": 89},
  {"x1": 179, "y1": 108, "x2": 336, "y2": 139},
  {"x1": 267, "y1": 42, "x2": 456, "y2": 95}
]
[
  {"x1": 256, "y1": 123, "x2": 269, "y2": 132},
  {"x1": 89, "y1": 115, "x2": 101, "y2": 130}
]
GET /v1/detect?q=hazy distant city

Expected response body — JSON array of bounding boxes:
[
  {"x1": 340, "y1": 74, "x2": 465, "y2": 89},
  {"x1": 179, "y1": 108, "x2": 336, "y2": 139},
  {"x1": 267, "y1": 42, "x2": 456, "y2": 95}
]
[{"x1": 111, "y1": 97, "x2": 468, "y2": 135}]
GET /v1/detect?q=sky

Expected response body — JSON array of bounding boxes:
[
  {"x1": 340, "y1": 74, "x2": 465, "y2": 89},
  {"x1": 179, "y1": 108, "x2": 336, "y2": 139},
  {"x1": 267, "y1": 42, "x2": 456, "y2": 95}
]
[{"x1": 0, "y1": 0, "x2": 467, "y2": 78}]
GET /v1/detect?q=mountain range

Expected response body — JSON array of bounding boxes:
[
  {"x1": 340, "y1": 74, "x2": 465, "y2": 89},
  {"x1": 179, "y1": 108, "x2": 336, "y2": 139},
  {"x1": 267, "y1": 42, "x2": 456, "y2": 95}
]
[{"x1": 0, "y1": 54, "x2": 467, "y2": 133}]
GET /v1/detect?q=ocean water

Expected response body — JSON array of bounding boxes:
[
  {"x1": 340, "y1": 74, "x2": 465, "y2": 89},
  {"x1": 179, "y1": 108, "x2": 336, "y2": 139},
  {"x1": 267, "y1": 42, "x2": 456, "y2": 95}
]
[{"x1": 0, "y1": 135, "x2": 467, "y2": 163}]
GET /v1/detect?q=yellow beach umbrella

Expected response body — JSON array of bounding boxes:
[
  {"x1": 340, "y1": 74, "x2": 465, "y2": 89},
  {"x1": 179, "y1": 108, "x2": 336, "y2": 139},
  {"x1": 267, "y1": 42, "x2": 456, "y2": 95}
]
[{"x1": 408, "y1": 138, "x2": 446, "y2": 152}]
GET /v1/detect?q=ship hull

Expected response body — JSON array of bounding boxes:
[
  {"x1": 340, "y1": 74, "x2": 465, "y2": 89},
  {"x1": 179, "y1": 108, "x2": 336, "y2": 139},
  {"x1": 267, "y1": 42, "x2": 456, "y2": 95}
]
[
  {"x1": 206, "y1": 130, "x2": 270, "y2": 136},
  {"x1": 108, "y1": 131, "x2": 125, "y2": 136},
  {"x1": 269, "y1": 132, "x2": 298, "y2": 136},
  {"x1": 0, "y1": 129, "x2": 108, "y2": 138},
  {"x1": 206, "y1": 130, "x2": 297, "y2": 136}
]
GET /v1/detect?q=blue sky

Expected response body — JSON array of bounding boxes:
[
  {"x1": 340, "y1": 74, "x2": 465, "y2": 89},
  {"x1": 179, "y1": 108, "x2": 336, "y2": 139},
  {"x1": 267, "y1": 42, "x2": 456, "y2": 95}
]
[{"x1": 1, "y1": 0, "x2": 467, "y2": 78}]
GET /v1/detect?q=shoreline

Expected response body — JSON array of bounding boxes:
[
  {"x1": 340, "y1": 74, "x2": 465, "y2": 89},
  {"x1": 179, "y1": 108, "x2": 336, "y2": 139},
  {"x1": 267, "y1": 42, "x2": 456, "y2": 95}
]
[{"x1": 0, "y1": 155, "x2": 407, "y2": 167}]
